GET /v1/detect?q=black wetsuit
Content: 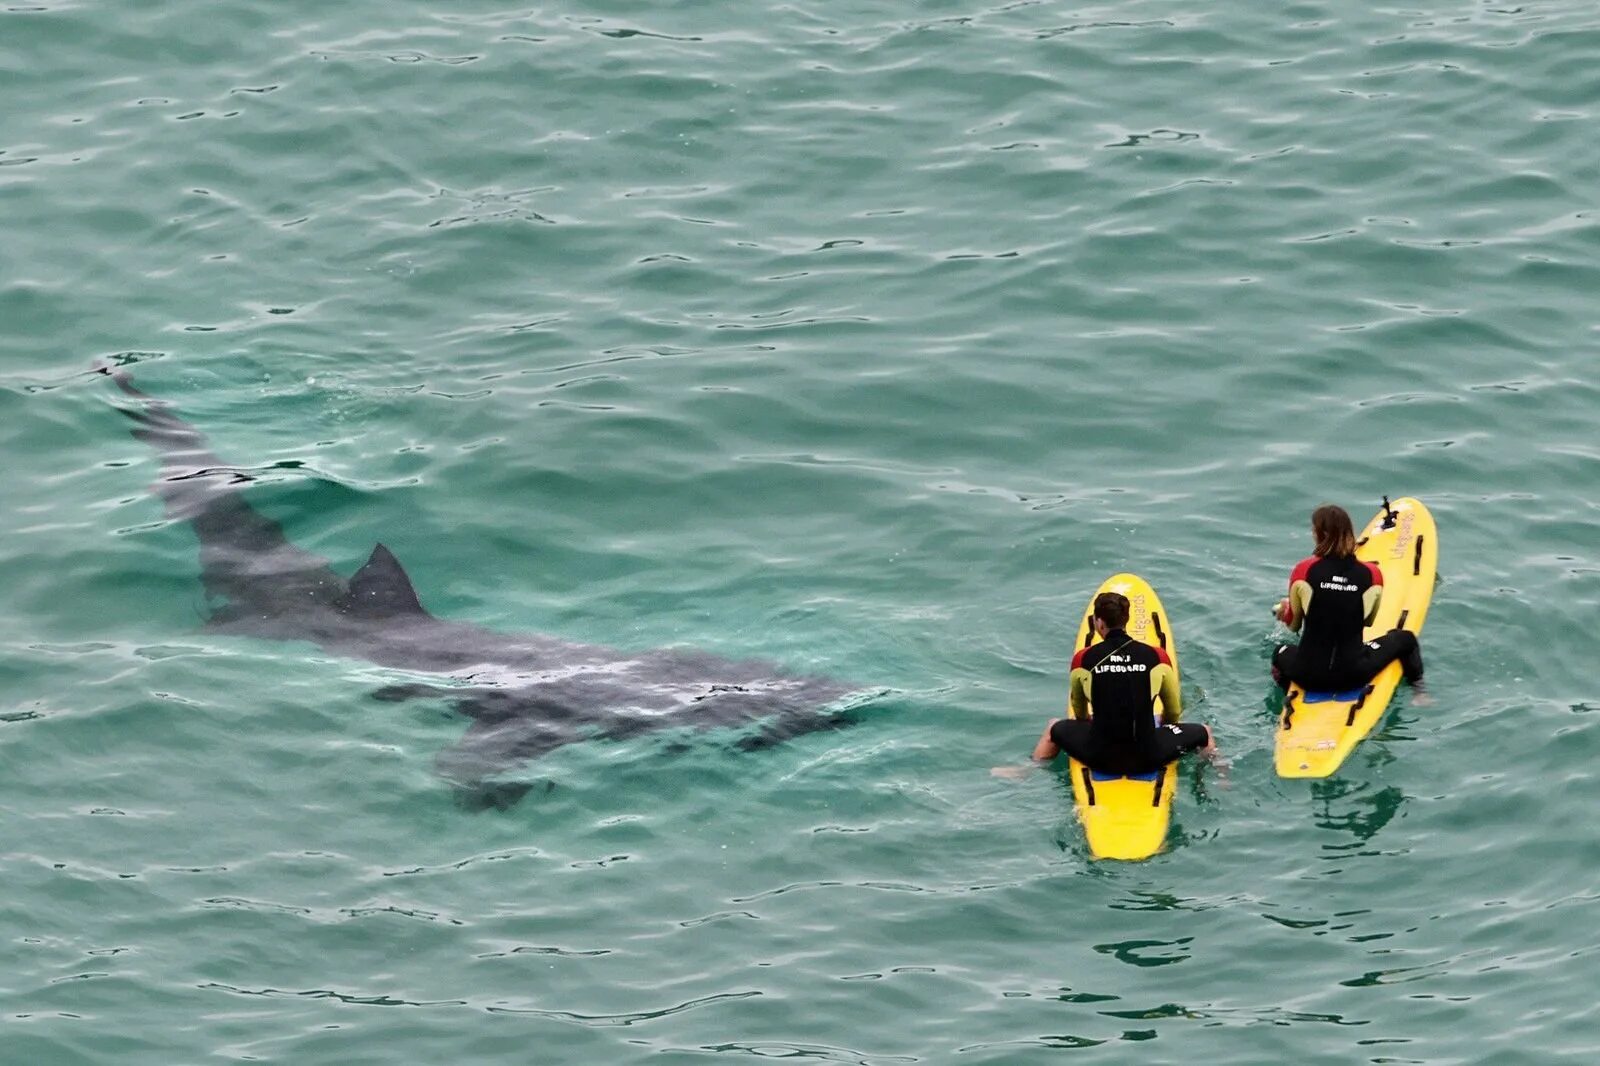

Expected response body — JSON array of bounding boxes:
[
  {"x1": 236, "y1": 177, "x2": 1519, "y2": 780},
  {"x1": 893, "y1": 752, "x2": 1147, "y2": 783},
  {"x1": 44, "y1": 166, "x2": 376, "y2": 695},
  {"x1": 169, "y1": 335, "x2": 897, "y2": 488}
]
[
  {"x1": 1272, "y1": 553, "x2": 1423, "y2": 692},
  {"x1": 1049, "y1": 629, "x2": 1207, "y2": 775}
]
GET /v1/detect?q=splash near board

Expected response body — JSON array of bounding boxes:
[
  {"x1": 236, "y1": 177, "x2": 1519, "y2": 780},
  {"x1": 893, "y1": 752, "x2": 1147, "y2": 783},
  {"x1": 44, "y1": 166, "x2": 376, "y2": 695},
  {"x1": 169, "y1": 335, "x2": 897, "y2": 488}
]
[
  {"x1": 1067, "y1": 573, "x2": 1181, "y2": 861},
  {"x1": 1275, "y1": 497, "x2": 1438, "y2": 778}
]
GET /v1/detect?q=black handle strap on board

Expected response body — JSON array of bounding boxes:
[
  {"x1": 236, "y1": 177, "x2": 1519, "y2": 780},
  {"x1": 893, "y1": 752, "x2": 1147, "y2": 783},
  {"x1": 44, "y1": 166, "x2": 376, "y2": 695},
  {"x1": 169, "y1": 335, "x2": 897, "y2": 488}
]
[{"x1": 1380, "y1": 495, "x2": 1399, "y2": 530}]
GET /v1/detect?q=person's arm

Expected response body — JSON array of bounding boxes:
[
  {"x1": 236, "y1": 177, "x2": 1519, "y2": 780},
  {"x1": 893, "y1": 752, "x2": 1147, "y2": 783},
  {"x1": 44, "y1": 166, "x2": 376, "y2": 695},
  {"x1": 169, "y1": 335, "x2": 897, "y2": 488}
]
[
  {"x1": 1037, "y1": 665, "x2": 1092, "y2": 761},
  {"x1": 1362, "y1": 562, "x2": 1384, "y2": 626},
  {"x1": 1276, "y1": 559, "x2": 1314, "y2": 631},
  {"x1": 1153, "y1": 655, "x2": 1181, "y2": 724},
  {"x1": 1068, "y1": 666, "x2": 1091, "y2": 719}
]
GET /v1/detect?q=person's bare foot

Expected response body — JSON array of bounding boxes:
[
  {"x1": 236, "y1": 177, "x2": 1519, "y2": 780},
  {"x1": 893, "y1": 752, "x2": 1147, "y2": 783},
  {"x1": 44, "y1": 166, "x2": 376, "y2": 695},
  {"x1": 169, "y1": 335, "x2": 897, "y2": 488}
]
[{"x1": 1203, "y1": 749, "x2": 1231, "y2": 789}]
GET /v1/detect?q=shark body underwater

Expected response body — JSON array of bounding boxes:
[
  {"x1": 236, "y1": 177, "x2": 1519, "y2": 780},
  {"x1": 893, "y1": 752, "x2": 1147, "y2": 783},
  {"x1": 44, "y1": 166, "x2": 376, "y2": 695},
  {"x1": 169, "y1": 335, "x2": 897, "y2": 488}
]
[{"x1": 104, "y1": 367, "x2": 864, "y2": 808}]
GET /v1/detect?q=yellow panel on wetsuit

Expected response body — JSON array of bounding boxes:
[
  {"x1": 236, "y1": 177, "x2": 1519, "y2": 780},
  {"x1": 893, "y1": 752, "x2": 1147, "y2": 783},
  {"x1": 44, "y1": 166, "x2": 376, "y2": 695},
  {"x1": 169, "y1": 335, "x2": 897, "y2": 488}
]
[
  {"x1": 1275, "y1": 497, "x2": 1438, "y2": 778},
  {"x1": 1067, "y1": 573, "x2": 1181, "y2": 861}
]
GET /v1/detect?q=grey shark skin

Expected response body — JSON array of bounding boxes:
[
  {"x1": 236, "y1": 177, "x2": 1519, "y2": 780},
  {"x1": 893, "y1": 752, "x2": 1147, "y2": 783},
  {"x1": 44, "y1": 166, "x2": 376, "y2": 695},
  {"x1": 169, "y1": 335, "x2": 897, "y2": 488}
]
[{"x1": 104, "y1": 367, "x2": 861, "y2": 808}]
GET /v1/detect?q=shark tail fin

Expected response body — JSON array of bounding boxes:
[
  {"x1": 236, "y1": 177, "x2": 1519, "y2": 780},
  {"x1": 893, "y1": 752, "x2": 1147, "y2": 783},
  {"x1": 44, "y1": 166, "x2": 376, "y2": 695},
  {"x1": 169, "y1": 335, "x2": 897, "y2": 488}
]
[
  {"x1": 100, "y1": 362, "x2": 227, "y2": 474},
  {"x1": 101, "y1": 363, "x2": 350, "y2": 620}
]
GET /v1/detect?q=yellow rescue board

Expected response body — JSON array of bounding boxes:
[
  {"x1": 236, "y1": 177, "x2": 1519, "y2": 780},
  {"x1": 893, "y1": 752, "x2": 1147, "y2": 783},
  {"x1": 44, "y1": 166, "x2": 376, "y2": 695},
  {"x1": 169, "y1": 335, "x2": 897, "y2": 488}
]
[
  {"x1": 1275, "y1": 497, "x2": 1438, "y2": 778},
  {"x1": 1067, "y1": 573, "x2": 1180, "y2": 861}
]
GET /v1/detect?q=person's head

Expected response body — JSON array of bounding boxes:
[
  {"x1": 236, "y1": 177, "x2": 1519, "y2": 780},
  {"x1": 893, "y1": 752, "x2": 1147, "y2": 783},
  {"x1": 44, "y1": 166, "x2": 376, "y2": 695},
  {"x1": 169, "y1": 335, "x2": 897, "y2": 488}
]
[
  {"x1": 1092, "y1": 591, "x2": 1130, "y2": 633},
  {"x1": 1311, "y1": 504, "x2": 1357, "y2": 558}
]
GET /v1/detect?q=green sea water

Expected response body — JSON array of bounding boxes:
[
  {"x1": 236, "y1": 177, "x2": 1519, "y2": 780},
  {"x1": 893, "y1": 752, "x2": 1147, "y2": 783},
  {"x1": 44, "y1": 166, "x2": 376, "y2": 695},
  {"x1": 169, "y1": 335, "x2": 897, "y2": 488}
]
[{"x1": 5, "y1": 0, "x2": 1600, "y2": 1061}]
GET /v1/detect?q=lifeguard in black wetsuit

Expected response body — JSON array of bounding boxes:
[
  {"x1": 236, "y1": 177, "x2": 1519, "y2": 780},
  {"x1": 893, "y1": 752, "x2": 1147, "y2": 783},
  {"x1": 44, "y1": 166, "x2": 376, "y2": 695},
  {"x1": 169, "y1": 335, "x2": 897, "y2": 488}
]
[
  {"x1": 1271, "y1": 503, "x2": 1425, "y2": 694},
  {"x1": 1029, "y1": 592, "x2": 1215, "y2": 775}
]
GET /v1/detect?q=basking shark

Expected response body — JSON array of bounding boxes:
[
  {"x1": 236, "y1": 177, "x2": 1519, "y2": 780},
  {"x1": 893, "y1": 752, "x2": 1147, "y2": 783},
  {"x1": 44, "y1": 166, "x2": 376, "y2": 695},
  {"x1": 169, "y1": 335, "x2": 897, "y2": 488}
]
[{"x1": 103, "y1": 366, "x2": 863, "y2": 807}]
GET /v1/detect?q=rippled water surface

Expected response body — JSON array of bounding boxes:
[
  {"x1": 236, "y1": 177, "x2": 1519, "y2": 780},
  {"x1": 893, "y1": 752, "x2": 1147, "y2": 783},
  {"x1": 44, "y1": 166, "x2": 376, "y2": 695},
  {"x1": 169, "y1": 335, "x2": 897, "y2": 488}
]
[{"x1": 6, "y1": 1, "x2": 1600, "y2": 1062}]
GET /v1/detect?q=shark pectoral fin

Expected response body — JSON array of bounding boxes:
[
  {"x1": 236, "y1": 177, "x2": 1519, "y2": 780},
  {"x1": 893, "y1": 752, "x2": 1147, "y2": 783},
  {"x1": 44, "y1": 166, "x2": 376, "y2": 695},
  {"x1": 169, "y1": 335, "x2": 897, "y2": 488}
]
[
  {"x1": 733, "y1": 708, "x2": 858, "y2": 752},
  {"x1": 457, "y1": 780, "x2": 538, "y2": 812},
  {"x1": 370, "y1": 682, "x2": 457, "y2": 703},
  {"x1": 434, "y1": 718, "x2": 573, "y2": 809},
  {"x1": 337, "y1": 543, "x2": 431, "y2": 618}
]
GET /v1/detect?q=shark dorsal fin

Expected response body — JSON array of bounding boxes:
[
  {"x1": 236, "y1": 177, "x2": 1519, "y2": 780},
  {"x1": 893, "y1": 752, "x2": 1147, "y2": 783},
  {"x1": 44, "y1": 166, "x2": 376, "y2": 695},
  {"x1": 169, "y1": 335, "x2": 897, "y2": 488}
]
[{"x1": 339, "y1": 543, "x2": 429, "y2": 617}]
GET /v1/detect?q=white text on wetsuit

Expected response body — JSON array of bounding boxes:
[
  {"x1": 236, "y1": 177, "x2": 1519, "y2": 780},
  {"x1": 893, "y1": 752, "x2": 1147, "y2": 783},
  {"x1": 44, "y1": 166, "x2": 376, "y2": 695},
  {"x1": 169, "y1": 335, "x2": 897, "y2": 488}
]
[{"x1": 1093, "y1": 655, "x2": 1148, "y2": 675}]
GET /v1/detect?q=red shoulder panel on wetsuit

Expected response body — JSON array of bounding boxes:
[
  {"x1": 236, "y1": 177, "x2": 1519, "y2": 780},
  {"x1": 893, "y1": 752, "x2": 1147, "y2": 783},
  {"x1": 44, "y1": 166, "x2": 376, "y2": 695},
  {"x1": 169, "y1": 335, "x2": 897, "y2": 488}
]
[
  {"x1": 1364, "y1": 560, "x2": 1383, "y2": 586},
  {"x1": 1070, "y1": 646, "x2": 1088, "y2": 670},
  {"x1": 1289, "y1": 556, "x2": 1316, "y2": 589}
]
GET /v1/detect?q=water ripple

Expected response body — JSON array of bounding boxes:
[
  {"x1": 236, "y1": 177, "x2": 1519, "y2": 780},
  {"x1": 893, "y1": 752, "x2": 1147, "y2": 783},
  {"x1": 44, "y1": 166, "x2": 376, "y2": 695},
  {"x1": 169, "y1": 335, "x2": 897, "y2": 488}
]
[{"x1": 8, "y1": 0, "x2": 1600, "y2": 1061}]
